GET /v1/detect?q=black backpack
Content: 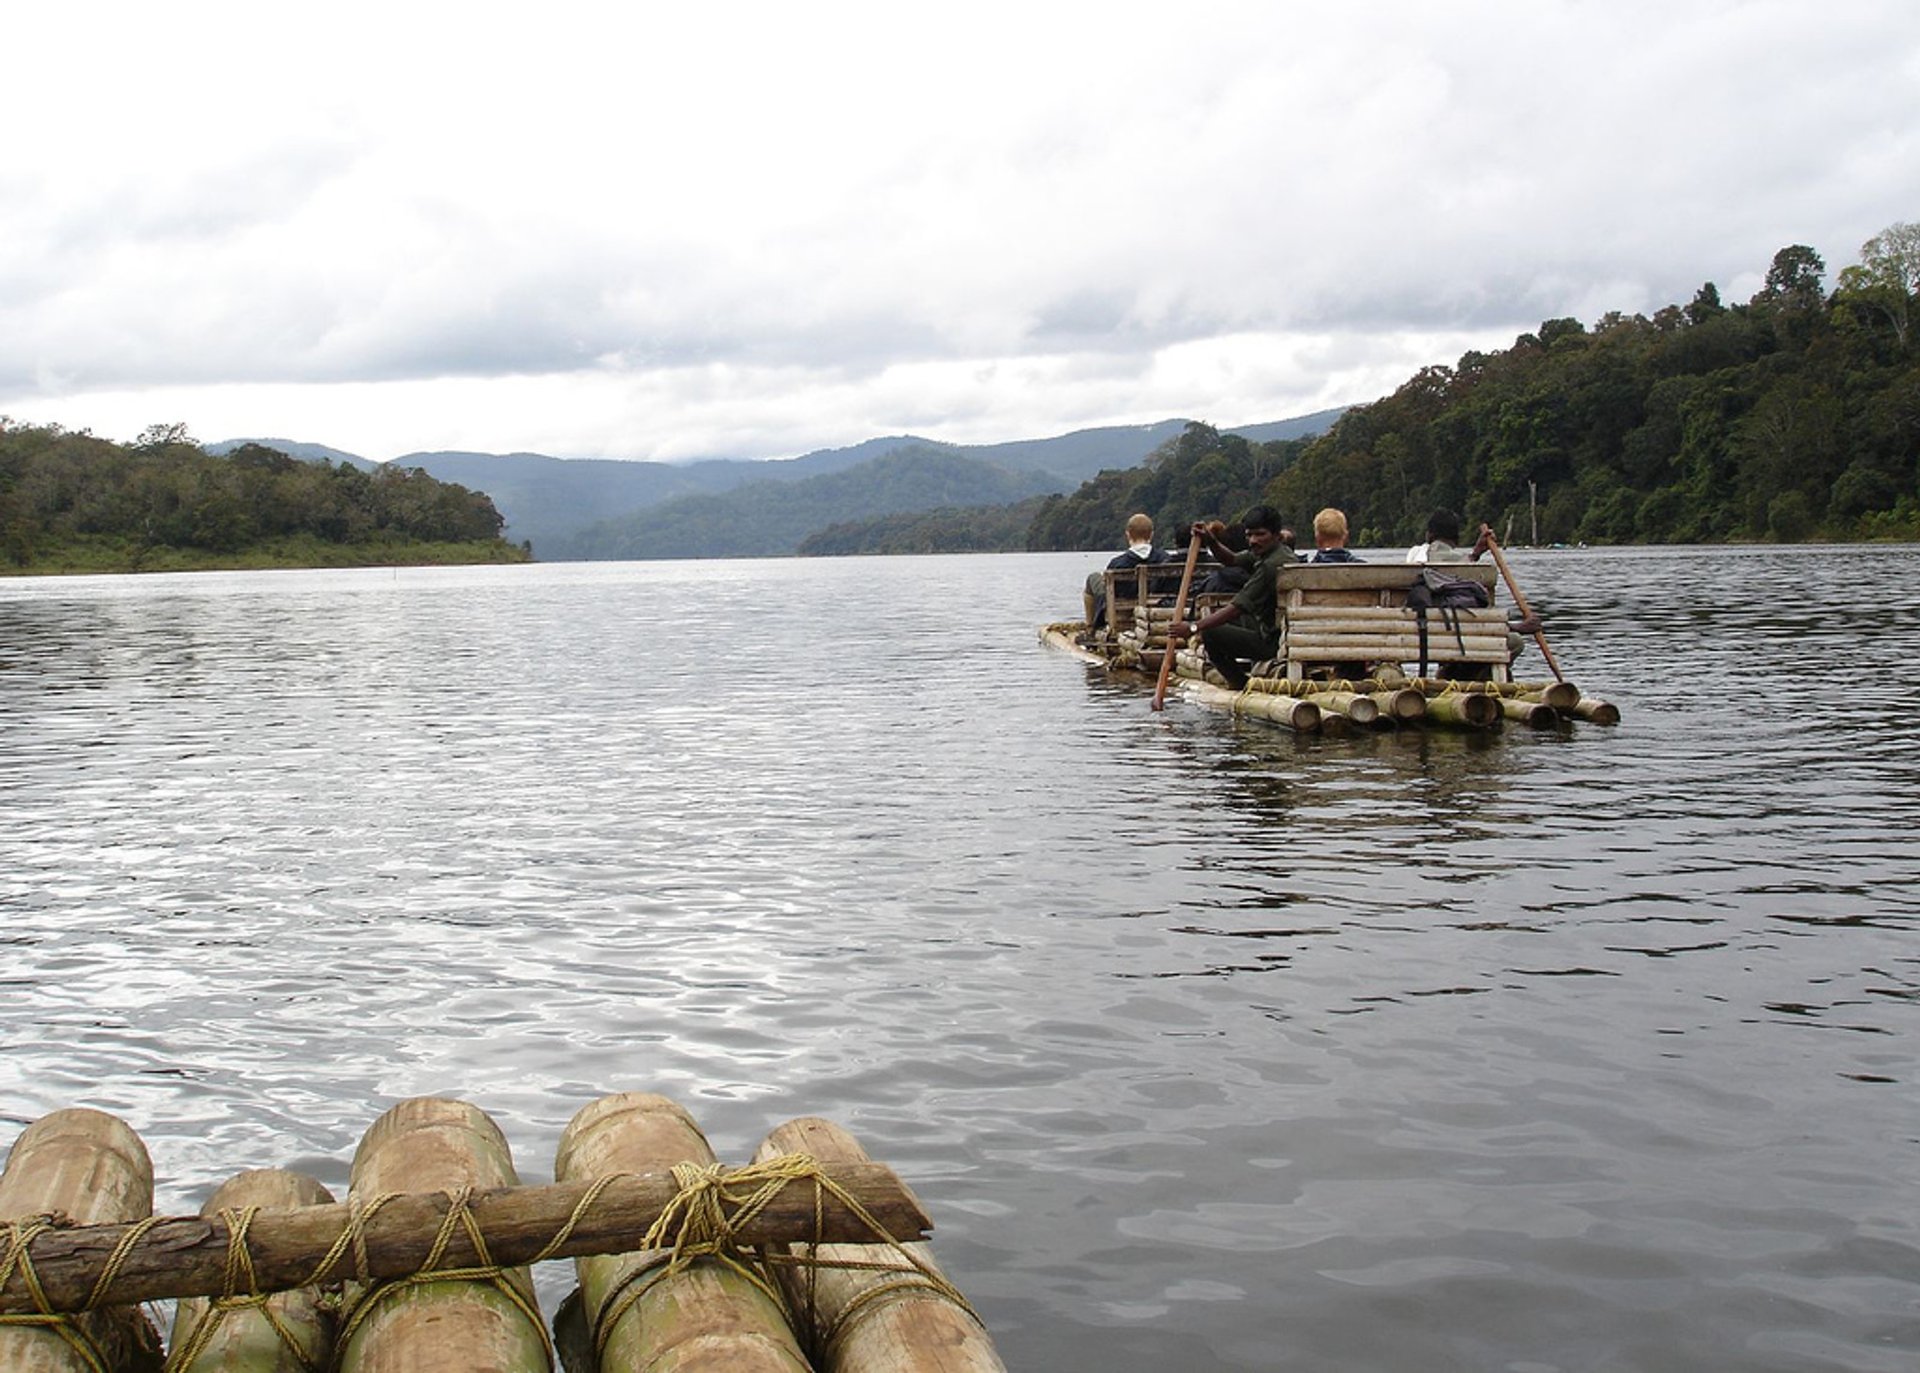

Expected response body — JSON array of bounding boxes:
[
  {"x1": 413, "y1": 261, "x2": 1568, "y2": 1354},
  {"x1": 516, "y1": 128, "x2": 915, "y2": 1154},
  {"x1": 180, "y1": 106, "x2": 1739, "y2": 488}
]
[{"x1": 1406, "y1": 568, "x2": 1491, "y2": 676}]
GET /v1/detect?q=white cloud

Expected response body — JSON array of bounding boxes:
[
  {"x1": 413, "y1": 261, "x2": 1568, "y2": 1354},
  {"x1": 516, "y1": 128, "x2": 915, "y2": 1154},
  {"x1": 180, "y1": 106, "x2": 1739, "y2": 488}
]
[{"x1": 3, "y1": 1, "x2": 1917, "y2": 460}]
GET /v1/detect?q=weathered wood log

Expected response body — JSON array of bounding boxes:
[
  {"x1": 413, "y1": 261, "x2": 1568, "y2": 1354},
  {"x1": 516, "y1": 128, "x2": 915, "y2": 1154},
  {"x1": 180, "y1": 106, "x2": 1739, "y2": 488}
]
[
  {"x1": 0, "y1": 1108, "x2": 164, "y2": 1373},
  {"x1": 1497, "y1": 698, "x2": 1559, "y2": 728},
  {"x1": 1572, "y1": 696, "x2": 1622, "y2": 725},
  {"x1": 335, "y1": 1098, "x2": 549, "y2": 1373},
  {"x1": 167, "y1": 1169, "x2": 337, "y2": 1373},
  {"x1": 1422, "y1": 691, "x2": 1500, "y2": 728},
  {"x1": 554, "y1": 1092, "x2": 810, "y2": 1373},
  {"x1": 0, "y1": 1161, "x2": 929, "y2": 1319},
  {"x1": 754, "y1": 1118, "x2": 1007, "y2": 1373}
]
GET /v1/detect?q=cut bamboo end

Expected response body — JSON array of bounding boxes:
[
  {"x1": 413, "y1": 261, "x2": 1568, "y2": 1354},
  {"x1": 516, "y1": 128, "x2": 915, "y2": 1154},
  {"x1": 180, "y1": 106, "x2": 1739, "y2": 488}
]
[
  {"x1": 339, "y1": 1098, "x2": 549, "y2": 1373},
  {"x1": 753, "y1": 1119, "x2": 1008, "y2": 1373},
  {"x1": 556, "y1": 1092, "x2": 810, "y2": 1373},
  {"x1": 1367, "y1": 688, "x2": 1428, "y2": 720},
  {"x1": 1497, "y1": 698, "x2": 1560, "y2": 728},
  {"x1": 0, "y1": 1108, "x2": 164, "y2": 1373},
  {"x1": 1423, "y1": 691, "x2": 1501, "y2": 728},
  {"x1": 1573, "y1": 696, "x2": 1622, "y2": 725},
  {"x1": 168, "y1": 1169, "x2": 337, "y2": 1373}
]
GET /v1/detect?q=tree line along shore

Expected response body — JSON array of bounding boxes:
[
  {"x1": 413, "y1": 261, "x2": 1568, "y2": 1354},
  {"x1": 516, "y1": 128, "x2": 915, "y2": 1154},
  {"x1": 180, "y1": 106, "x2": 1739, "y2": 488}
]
[{"x1": 0, "y1": 423, "x2": 527, "y2": 575}]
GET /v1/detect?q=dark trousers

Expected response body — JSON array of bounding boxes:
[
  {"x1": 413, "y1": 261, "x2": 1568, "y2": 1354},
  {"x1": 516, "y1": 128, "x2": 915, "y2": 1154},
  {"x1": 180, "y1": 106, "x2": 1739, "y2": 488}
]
[{"x1": 1199, "y1": 622, "x2": 1276, "y2": 690}]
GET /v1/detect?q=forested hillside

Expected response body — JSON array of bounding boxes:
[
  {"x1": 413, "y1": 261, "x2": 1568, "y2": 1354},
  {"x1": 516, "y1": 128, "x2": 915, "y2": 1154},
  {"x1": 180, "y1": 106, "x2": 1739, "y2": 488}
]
[
  {"x1": 1034, "y1": 224, "x2": 1920, "y2": 549},
  {"x1": 550, "y1": 448, "x2": 1061, "y2": 559},
  {"x1": 0, "y1": 423, "x2": 525, "y2": 573}
]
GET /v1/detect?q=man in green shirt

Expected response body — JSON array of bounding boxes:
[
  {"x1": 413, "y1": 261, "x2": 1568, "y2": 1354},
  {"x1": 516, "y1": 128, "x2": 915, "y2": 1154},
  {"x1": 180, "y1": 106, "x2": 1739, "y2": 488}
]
[{"x1": 1167, "y1": 504, "x2": 1299, "y2": 690}]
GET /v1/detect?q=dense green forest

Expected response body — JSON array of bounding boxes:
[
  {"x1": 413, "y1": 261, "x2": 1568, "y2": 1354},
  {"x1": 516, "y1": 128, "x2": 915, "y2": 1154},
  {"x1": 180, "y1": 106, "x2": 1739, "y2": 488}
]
[
  {"x1": 1031, "y1": 221, "x2": 1920, "y2": 550},
  {"x1": 0, "y1": 422, "x2": 526, "y2": 573},
  {"x1": 797, "y1": 496, "x2": 1051, "y2": 555}
]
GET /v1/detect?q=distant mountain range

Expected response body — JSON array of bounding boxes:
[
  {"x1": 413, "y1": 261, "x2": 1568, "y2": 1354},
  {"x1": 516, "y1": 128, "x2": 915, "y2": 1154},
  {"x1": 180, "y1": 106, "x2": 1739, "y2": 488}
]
[{"x1": 210, "y1": 408, "x2": 1344, "y2": 559}]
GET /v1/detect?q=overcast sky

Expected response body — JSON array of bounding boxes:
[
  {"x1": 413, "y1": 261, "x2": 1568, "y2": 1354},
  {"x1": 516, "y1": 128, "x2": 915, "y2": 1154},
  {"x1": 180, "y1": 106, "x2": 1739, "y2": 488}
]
[{"x1": 3, "y1": 2, "x2": 1916, "y2": 463}]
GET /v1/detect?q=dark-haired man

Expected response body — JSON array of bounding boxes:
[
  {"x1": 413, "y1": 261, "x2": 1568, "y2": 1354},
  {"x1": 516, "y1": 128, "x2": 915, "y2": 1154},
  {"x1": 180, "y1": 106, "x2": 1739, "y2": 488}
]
[{"x1": 1167, "y1": 504, "x2": 1299, "y2": 691}]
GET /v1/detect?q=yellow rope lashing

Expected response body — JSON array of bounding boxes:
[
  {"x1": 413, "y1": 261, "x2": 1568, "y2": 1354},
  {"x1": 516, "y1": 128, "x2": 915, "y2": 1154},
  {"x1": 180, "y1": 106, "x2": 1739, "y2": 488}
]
[{"x1": 0, "y1": 1218, "x2": 113, "y2": 1373}]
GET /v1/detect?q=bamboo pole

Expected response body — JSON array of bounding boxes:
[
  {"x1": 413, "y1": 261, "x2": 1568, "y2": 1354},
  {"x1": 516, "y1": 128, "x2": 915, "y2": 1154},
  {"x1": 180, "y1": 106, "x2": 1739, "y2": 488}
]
[
  {"x1": 0, "y1": 1108, "x2": 164, "y2": 1373},
  {"x1": 1497, "y1": 698, "x2": 1559, "y2": 728},
  {"x1": 1572, "y1": 697, "x2": 1622, "y2": 725},
  {"x1": 1193, "y1": 684, "x2": 1320, "y2": 731},
  {"x1": 1477, "y1": 527, "x2": 1565, "y2": 681},
  {"x1": 1519, "y1": 681, "x2": 1580, "y2": 711},
  {"x1": 1304, "y1": 691, "x2": 1380, "y2": 725},
  {"x1": 1283, "y1": 632, "x2": 1513, "y2": 655},
  {"x1": 167, "y1": 1169, "x2": 337, "y2": 1373},
  {"x1": 554, "y1": 1092, "x2": 810, "y2": 1373},
  {"x1": 335, "y1": 1098, "x2": 549, "y2": 1373},
  {"x1": 1153, "y1": 529, "x2": 1205, "y2": 712},
  {"x1": 1422, "y1": 691, "x2": 1500, "y2": 728},
  {"x1": 753, "y1": 1118, "x2": 1007, "y2": 1373},
  {"x1": 1366, "y1": 688, "x2": 1427, "y2": 721}
]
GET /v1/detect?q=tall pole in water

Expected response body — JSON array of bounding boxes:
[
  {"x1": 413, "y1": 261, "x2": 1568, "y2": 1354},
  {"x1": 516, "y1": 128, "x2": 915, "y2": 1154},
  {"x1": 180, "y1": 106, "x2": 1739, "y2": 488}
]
[{"x1": 1529, "y1": 480, "x2": 1538, "y2": 547}]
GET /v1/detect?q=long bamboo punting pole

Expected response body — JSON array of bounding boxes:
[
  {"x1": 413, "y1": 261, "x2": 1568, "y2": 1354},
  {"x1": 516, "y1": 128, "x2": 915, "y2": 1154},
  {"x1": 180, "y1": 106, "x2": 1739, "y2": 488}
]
[
  {"x1": 1477, "y1": 527, "x2": 1565, "y2": 682},
  {"x1": 1152, "y1": 527, "x2": 1206, "y2": 712},
  {"x1": 0, "y1": 1157, "x2": 930, "y2": 1318},
  {"x1": 753, "y1": 1118, "x2": 1008, "y2": 1373},
  {"x1": 556, "y1": 1092, "x2": 811, "y2": 1373},
  {"x1": 0, "y1": 1108, "x2": 164, "y2": 1373}
]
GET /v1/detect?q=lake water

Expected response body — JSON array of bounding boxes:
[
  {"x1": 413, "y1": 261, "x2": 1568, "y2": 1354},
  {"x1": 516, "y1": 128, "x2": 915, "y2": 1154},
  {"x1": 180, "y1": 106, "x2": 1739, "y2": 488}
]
[{"x1": 2, "y1": 545, "x2": 1916, "y2": 1371}]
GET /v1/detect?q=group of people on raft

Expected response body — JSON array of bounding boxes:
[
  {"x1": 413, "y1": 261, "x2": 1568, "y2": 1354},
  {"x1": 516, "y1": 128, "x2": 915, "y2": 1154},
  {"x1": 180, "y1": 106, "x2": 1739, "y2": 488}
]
[{"x1": 1080, "y1": 505, "x2": 1523, "y2": 691}]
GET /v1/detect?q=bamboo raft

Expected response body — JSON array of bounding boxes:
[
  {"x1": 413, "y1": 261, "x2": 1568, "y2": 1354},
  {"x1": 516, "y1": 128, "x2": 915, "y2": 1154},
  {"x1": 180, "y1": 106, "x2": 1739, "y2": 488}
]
[
  {"x1": 1046, "y1": 557, "x2": 1620, "y2": 733},
  {"x1": 0, "y1": 1097, "x2": 1005, "y2": 1373}
]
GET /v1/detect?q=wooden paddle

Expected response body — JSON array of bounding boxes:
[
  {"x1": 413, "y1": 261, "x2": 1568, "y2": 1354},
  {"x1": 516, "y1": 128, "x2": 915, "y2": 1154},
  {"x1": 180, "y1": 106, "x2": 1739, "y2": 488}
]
[
  {"x1": 1477, "y1": 525, "x2": 1565, "y2": 682},
  {"x1": 1152, "y1": 526, "x2": 1207, "y2": 711}
]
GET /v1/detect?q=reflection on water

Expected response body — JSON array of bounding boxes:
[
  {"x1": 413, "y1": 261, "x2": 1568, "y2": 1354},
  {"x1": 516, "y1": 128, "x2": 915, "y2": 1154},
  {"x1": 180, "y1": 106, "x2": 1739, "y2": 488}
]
[{"x1": 2, "y1": 548, "x2": 1918, "y2": 1372}]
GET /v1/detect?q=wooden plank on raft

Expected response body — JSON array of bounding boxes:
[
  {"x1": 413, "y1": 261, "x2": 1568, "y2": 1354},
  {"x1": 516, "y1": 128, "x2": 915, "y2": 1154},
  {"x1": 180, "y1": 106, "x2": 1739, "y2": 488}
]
[{"x1": 0, "y1": 1157, "x2": 932, "y2": 1318}]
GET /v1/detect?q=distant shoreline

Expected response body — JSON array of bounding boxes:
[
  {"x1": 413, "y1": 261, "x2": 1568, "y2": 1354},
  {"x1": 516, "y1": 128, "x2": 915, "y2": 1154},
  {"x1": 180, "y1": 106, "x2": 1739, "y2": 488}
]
[{"x1": 2, "y1": 536, "x2": 532, "y2": 578}]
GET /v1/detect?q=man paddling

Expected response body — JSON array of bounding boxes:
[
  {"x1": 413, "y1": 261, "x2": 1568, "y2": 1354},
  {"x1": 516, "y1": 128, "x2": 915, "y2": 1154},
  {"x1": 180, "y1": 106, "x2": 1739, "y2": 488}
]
[{"x1": 1166, "y1": 505, "x2": 1297, "y2": 691}]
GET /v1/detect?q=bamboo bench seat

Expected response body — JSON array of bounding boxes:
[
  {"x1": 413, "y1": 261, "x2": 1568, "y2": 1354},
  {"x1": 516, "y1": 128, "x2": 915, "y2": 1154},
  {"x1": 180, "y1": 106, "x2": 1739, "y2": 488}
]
[{"x1": 1273, "y1": 563, "x2": 1510, "y2": 681}]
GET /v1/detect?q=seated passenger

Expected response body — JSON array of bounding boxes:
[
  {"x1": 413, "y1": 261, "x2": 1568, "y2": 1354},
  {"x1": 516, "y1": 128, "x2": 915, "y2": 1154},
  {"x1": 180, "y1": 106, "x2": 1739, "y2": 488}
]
[
  {"x1": 1308, "y1": 507, "x2": 1363, "y2": 562},
  {"x1": 1407, "y1": 509, "x2": 1491, "y2": 564},
  {"x1": 1083, "y1": 512, "x2": 1172, "y2": 635}
]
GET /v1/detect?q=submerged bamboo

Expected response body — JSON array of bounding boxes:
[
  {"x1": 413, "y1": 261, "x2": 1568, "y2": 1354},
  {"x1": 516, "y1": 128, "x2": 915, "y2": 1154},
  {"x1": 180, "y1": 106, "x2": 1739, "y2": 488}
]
[
  {"x1": 334, "y1": 1098, "x2": 549, "y2": 1373},
  {"x1": 554, "y1": 1092, "x2": 810, "y2": 1373},
  {"x1": 753, "y1": 1118, "x2": 1007, "y2": 1373},
  {"x1": 167, "y1": 1169, "x2": 337, "y2": 1373},
  {"x1": 0, "y1": 1108, "x2": 163, "y2": 1373}
]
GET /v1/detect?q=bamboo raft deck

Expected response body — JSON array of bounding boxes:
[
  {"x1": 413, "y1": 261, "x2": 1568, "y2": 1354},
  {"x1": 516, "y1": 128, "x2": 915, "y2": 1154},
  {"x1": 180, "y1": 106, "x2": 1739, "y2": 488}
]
[
  {"x1": 0, "y1": 1097, "x2": 1005, "y2": 1373},
  {"x1": 1046, "y1": 559, "x2": 1620, "y2": 733}
]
